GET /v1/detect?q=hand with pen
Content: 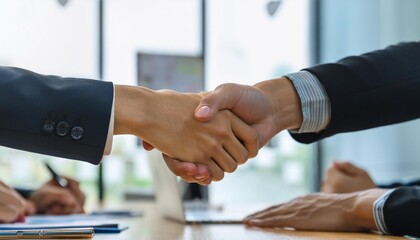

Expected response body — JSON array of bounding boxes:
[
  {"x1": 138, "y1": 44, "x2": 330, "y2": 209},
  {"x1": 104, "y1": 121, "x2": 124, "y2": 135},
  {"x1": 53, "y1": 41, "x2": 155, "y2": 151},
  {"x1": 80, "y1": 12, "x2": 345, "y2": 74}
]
[
  {"x1": 26, "y1": 163, "x2": 85, "y2": 215},
  {"x1": 0, "y1": 177, "x2": 85, "y2": 223},
  {"x1": 28, "y1": 176, "x2": 85, "y2": 215}
]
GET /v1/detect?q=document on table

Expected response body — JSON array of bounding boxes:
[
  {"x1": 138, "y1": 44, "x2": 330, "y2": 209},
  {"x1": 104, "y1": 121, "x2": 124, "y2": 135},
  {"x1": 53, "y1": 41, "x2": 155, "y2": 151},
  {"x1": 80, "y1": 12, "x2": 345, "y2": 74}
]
[{"x1": 0, "y1": 215, "x2": 128, "y2": 233}]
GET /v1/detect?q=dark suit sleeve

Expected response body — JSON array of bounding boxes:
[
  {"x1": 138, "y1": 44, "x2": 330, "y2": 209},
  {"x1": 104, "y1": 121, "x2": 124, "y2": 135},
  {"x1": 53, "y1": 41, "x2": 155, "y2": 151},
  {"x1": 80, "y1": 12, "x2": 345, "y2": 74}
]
[
  {"x1": 378, "y1": 179, "x2": 420, "y2": 189},
  {"x1": 383, "y1": 186, "x2": 420, "y2": 237},
  {"x1": 290, "y1": 42, "x2": 420, "y2": 143},
  {"x1": 0, "y1": 67, "x2": 113, "y2": 164}
]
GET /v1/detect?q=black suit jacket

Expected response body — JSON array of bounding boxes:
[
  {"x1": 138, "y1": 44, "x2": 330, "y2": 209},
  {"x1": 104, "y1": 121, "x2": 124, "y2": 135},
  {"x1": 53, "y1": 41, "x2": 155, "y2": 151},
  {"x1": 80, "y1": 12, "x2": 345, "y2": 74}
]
[
  {"x1": 291, "y1": 42, "x2": 420, "y2": 237},
  {"x1": 0, "y1": 67, "x2": 113, "y2": 164}
]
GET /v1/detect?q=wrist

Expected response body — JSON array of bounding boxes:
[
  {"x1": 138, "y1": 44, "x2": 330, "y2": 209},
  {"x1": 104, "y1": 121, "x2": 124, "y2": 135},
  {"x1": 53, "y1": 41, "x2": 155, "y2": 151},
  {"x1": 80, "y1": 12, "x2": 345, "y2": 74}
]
[
  {"x1": 254, "y1": 77, "x2": 302, "y2": 134},
  {"x1": 352, "y1": 188, "x2": 387, "y2": 231},
  {"x1": 114, "y1": 84, "x2": 156, "y2": 137}
]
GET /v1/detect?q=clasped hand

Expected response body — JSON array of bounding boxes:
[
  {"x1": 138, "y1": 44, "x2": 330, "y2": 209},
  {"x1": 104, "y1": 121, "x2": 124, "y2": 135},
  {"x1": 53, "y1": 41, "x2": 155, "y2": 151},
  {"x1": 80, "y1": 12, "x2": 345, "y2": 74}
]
[
  {"x1": 133, "y1": 89, "x2": 260, "y2": 183},
  {"x1": 136, "y1": 77, "x2": 301, "y2": 185}
]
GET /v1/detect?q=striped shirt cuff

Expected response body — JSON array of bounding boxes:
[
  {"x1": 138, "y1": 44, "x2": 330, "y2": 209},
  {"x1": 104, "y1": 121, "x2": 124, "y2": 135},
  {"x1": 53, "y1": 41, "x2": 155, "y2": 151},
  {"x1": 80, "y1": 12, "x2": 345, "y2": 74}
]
[
  {"x1": 285, "y1": 71, "x2": 330, "y2": 133},
  {"x1": 373, "y1": 189, "x2": 396, "y2": 235}
]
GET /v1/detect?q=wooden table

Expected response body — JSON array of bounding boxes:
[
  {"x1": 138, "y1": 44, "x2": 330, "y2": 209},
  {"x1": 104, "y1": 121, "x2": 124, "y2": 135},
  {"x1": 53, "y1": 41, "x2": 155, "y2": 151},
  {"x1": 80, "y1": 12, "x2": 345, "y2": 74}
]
[{"x1": 91, "y1": 202, "x2": 407, "y2": 240}]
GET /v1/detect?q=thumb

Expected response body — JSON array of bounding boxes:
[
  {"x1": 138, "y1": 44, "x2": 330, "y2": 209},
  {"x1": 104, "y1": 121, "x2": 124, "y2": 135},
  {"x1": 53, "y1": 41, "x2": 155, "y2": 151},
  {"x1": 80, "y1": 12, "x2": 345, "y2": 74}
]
[
  {"x1": 195, "y1": 83, "x2": 242, "y2": 122},
  {"x1": 195, "y1": 91, "x2": 221, "y2": 122}
]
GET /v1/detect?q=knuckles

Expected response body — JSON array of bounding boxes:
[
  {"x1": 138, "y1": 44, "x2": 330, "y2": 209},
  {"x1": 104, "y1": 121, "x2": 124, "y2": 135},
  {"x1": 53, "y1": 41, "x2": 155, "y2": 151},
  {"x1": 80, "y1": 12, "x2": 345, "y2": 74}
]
[{"x1": 224, "y1": 163, "x2": 238, "y2": 173}]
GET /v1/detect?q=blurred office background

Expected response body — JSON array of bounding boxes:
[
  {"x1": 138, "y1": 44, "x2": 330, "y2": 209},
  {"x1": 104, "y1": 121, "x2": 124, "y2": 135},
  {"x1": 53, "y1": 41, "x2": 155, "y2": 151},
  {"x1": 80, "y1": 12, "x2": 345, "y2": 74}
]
[
  {"x1": 0, "y1": 0, "x2": 419, "y2": 207},
  {"x1": 319, "y1": 0, "x2": 420, "y2": 185}
]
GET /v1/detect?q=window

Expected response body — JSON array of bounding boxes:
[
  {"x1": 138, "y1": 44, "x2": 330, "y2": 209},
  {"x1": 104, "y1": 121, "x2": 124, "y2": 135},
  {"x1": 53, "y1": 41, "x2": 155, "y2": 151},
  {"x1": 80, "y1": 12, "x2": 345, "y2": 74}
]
[
  {"x1": 0, "y1": 0, "x2": 314, "y2": 206},
  {"x1": 207, "y1": 0, "x2": 313, "y2": 204},
  {"x1": 319, "y1": 0, "x2": 420, "y2": 184},
  {"x1": 0, "y1": 0, "x2": 99, "y2": 206}
]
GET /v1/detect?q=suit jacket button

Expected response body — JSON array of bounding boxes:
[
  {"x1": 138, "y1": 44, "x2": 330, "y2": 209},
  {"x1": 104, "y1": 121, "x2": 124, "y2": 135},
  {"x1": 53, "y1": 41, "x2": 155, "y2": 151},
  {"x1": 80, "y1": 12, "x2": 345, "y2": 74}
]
[
  {"x1": 71, "y1": 126, "x2": 84, "y2": 140},
  {"x1": 56, "y1": 121, "x2": 70, "y2": 136},
  {"x1": 41, "y1": 120, "x2": 55, "y2": 134}
]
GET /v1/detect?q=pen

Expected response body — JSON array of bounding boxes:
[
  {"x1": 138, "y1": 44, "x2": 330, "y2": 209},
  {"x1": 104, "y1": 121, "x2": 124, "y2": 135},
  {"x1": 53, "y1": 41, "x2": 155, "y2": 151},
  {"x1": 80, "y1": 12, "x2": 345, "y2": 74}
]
[
  {"x1": 0, "y1": 227, "x2": 94, "y2": 239},
  {"x1": 44, "y1": 162, "x2": 68, "y2": 188}
]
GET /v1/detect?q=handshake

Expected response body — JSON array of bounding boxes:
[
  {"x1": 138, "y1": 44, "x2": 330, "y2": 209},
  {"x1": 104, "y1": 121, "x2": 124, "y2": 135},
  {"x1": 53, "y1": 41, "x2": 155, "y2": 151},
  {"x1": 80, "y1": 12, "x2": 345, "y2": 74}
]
[{"x1": 114, "y1": 77, "x2": 302, "y2": 185}]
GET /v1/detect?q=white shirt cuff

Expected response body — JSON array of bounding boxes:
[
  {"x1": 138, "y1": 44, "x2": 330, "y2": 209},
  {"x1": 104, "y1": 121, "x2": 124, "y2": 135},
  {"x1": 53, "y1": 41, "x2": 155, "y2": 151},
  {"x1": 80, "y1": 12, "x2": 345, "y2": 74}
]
[{"x1": 103, "y1": 85, "x2": 115, "y2": 155}]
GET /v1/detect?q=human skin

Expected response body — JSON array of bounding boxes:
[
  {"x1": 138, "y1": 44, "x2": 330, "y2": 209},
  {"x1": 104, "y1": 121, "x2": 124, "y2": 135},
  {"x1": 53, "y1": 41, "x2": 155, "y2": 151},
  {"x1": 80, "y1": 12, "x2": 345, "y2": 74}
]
[
  {"x1": 114, "y1": 85, "x2": 259, "y2": 181},
  {"x1": 29, "y1": 176, "x2": 85, "y2": 215},
  {"x1": 159, "y1": 77, "x2": 302, "y2": 184},
  {"x1": 321, "y1": 161, "x2": 377, "y2": 194},
  {"x1": 243, "y1": 188, "x2": 386, "y2": 232},
  {"x1": 243, "y1": 162, "x2": 383, "y2": 233},
  {"x1": 0, "y1": 181, "x2": 26, "y2": 223}
]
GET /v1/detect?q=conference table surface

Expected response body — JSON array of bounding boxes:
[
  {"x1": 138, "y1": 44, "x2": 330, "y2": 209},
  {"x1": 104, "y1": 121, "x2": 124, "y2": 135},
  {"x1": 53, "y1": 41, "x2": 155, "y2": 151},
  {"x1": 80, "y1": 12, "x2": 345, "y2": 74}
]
[{"x1": 91, "y1": 201, "x2": 408, "y2": 240}]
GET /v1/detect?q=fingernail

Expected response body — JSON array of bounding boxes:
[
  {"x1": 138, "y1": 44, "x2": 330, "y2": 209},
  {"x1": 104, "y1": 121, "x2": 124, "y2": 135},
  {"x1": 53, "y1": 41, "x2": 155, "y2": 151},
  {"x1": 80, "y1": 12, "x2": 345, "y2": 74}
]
[
  {"x1": 243, "y1": 219, "x2": 252, "y2": 227},
  {"x1": 244, "y1": 219, "x2": 255, "y2": 227},
  {"x1": 248, "y1": 219, "x2": 258, "y2": 225},
  {"x1": 195, "y1": 175, "x2": 207, "y2": 180},
  {"x1": 196, "y1": 106, "x2": 211, "y2": 118}
]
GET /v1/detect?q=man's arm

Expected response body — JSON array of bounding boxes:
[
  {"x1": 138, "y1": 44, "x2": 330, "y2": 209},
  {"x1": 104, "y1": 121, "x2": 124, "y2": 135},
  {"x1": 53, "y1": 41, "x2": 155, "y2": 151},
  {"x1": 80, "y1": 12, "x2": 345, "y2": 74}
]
[
  {"x1": 0, "y1": 66, "x2": 258, "y2": 180},
  {"x1": 170, "y1": 41, "x2": 420, "y2": 183},
  {"x1": 195, "y1": 41, "x2": 420, "y2": 144},
  {"x1": 380, "y1": 187, "x2": 420, "y2": 237},
  {"x1": 243, "y1": 188, "x2": 384, "y2": 233},
  {"x1": 0, "y1": 67, "x2": 113, "y2": 164},
  {"x1": 293, "y1": 41, "x2": 420, "y2": 143}
]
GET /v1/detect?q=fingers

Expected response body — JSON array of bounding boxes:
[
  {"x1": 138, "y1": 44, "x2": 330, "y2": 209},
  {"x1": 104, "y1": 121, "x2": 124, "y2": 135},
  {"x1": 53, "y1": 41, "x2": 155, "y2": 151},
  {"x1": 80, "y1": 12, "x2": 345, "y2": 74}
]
[
  {"x1": 142, "y1": 141, "x2": 155, "y2": 151},
  {"x1": 323, "y1": 161, "x2": 377, "y2": 194},
  {"x1": 246, "y1": 215, "x2": 296, "y2": 228},
  {"x1": 0, "y1": 204, "x2": 23, "y2": 223},
  {"x1": 246, "y1": 192, "x2": 368, "y2": 232},
  {"x1": 195, "y1": 83, "x2": 242, "y2": 121},
  {"x1": 163, "y1": 110, "x2": 258, "y2": 183},
  {"x1": 322, "y1": 164, "x2": 346, "y2": 193},
  {"x1": 0, "y1": 186, "x2": 24, "y2": 207},
  {"x1": 162, "y1": 155, "x2": 213, "y2": 185},
  {"x1": 245, "y1": 204, "x2": 290, "y2": 221},
  {"x1": 229, "y1": 114, "x2": 259, "y2": 159},
  {"x1": 0, "y1": 183, "x2": 26, "y2": 223},
  {"x1": 207, "y1": 110, "x2": 257, "y2": 172},
  {"x1": 205, "y1": 159, "x2": 225, "y2": 181},
  {"x1": 24, "y1": 200, "x2": 37, "y2": 215},
  {"x1": 30, "y1": 186, "x2": 82, "y2": 214},
  {"x1": 332, "y1": 161, "x2": 360, "y2": 176},
  {"x1": 164, "y1": 157, "x2": 199, "y2": 177},
  {"x1": 244, "y1": 204, "x2": 297, "y2": 229},
  {"x1": 46, "y1": 177, "x2": 85, "y2": 209},
  {"x1": 244, "y1": 204, "x2": 284, "y2": 220},
  {"x1": 64, "y1": 177, "x2": 85, "y2": 207},
  {"x1": 210, "y1": 146, "x2": 238, "y2": 174}
]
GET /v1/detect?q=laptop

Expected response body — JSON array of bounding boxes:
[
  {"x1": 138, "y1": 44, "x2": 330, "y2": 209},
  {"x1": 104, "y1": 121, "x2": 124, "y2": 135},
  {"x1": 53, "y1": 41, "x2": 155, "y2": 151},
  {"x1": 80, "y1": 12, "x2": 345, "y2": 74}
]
[{"x1": 148, "y1": 151, "x2": 262, "y2": 224}]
